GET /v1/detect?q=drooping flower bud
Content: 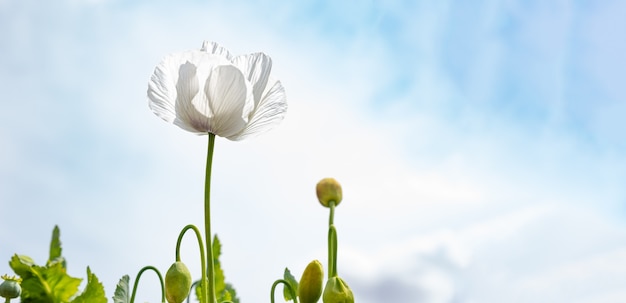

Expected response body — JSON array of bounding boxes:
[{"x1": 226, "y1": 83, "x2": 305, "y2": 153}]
[
  {"x1": 316, "y1": 178, "x2": 342, "y2": 207},
  {"x1": 322, "y1": 276, "x2": 354, "y2": 303},
  {"x1": 0, "y1": 275, "x2": 22, "y2": 299},
  {"x1": 298, "y1": 260, "x2": 324, "y2": 303},
  {"x1": 164, "y1": 262, "x2": 192, "y2": 303}
]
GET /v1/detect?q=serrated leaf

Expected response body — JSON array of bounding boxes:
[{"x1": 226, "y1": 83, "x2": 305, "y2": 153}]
[
  {"x1": 112, "y1": 275, "x2": 130, "y2": 303},
  {"x1": 221, "y1": 289, "x2": 232, "y2": 302},
  {"x1": 283, "y1": 267, "x2": 298, "y2": 301},
  {"x1": 49, "y1": 225, "x2": 63, "y2": 265},
  {"x1": 20, "y1": 276, "x2": 53, "y2": 303},
  {"x1": 194, "y1": 235, "x2": 239, "y2": 303},
  {"x1": 225, "y1": 283, "x2": 239, "y2": 303},
  {"x1": 45, "y1": 262, "x2": 83, "y2": 303},
  {"x1": 194, "y1": 279, "x2": 203, "y2": 302},
  {"x1": 9, "y1": 227, "x2": 99, "y2": 303},
  {"x1": 213, "y1": 235, "x2": 239, "y2": 303},
  {"x1": 212, "y1": 235, "x2": 225, "y2": 299},
  {"x1": 10, "y1": 255, "x2": 82, "y2": 303},
  {"x1": 9, "y1": 254, "x2": 36, "y2": 277},
  {"x1": 212, "y1": 235, "x2": 222, "y2": 263},
  {"x1": 72, "y1": 267, "x2": 107, "y2": 303},
  {"x1": 194, "y1": 278, "x2": 209, "y2": 303},
  {"x1": 10, "y1": 254, "x2": 53, "y2": 303}
]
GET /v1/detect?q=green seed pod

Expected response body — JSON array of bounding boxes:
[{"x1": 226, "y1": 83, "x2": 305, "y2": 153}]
[
  {"x1": 322, "y1": 276, "x2": 354, "y2": 303},
  {"x1": 0, "y1": 275, "x2": 22, "y2": 299},
  {"x1": 164, "y1": 261, "x2": 192, "y2": 303},
  {"x1": 316, "y1": 178, "x2": 342, "y2": 207},
  {"x1": 298, "y1": 260, "x2": 324, "y2": 303}
]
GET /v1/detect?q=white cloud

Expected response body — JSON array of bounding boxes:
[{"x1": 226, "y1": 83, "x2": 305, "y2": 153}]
[{"x1": 1, "y1": 1, "x2": 625, "y2": 303}]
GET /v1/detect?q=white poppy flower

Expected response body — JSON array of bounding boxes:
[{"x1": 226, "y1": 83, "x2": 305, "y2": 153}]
[{"x1": 148, "y1": 41, "x2": 287, "y2": 140}]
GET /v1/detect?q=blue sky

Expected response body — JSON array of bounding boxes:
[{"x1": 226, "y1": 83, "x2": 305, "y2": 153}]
[{"x1": 1, "y1": 0, "x2": 626, "y2": 302}]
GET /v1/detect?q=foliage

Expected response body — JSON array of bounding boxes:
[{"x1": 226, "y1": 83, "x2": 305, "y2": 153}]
[
  {"x1": 112, "y1": 275, "x2": 130, "y2": 303},
  {"x1": 8, "y1": 225, "x2": 107, "y2": 303},
  {"x1": 194, "y1": 235, "x2": 240, "y2": 303},
  {"x1": 282, "y1": 268, "x2": 298, "y2": 302}
]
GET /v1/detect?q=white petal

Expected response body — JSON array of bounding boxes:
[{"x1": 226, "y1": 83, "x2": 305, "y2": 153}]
[
  {"x1": 232, "y1": 53, "x2": 272, "y2": 106},
  {"x1": 148, "y1": 50, "x2": 230, "y2": 134},
  {"x1": 172, "y1": 61, "x2": 211, "y2": 133},
  {"x1": 228, "y1": 79, "x2": 287, "y2": 141},
  {"x1": 204, "y1": 65, "x2": 253, "y2": 138},
  {"x1": 148, "y1": 55, "x2": 180, "y2": 124},
  {"x1": 200, "y1": 41, "x2": 233, "y2": 60}
]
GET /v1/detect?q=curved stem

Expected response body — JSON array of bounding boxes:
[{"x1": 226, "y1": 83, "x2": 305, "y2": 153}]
[
  {"x1": 129, "y1": 265, "x2": 165, "y2": 303},
  {"x1": 270, "y1": 279, "x2": 298, "y2": 303},
  {"x1": 187, "y1": 280, "x2": 200, "y2": 303},
  {"x1": 176, "y1": 224, "x2": 208, "y2": 303},
  {"x1": 205, "y1": 133, "x2": 217, "y2": 303}
]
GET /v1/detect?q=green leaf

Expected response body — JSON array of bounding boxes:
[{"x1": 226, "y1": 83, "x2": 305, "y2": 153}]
[
  {"x1": 9, "y1": 254, "x2": 36, "y2": 277},
  {"x1": 8, "y1": 227, "x2": 110, "y2": 303},
  {"x1": 112, "y1": 275, "x2": 130, "y2": 303},
  {"x1": 213, "y1": 237, "x2": 226, "y2": 299},
  {"x1": 49, "y1": 225, "x2": 63, "y2": 266},
  {"x1": 10, "y1": 254, "x2": 82, "y2": 303},
  {"x1": 194, "y1": 279, "x2": 203, "y2": 302},
  {"x1": 10, "y1": 254, "x2": 52, "y2": 303},
  {"x1": 213, "y1": 235, "x2": 239, "y2": 303},
  {"x1": 72, "y1": 267, "x2": 107, "y2": 303},
  {"x1": 20, "y1": 276, "x2": 53, "y2": 303},
  {"x1": 44, "y1": 262, "x2": 83, "y2": 303},
  {"x1": 212, "y1": 235, "x2": 222, "y2": 262},
  {"x1": 283, "y1": 267, "x2": 298, "y2": 302},
  {"x1": 194, "y1": 235, "x2": 240, "y2": 303},
  {"x1": 224, "y1": 283, "x2": 239, "y2": 303}
]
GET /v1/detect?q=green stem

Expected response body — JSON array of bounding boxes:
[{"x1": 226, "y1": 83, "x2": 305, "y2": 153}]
[
  {"x1": 205, "y1": 133, "x2": 217, "y2": 303},
  {"x1": 329, "y1": 201, "x2": 335, "y2": 226},
  {"x1": 176, "y1": 224, "x2": 208, "y2": 303},
  {"x1": 329, "y1": 225, "x2": 338, "y2": 278},
  {"x1": 270, "y1": 279, "x2": 298, "y2": 303},
  {"x1": 187, "y1": 280, "x2": 200, "y2": 303},
  {"x1": 129, "y1": 265, "x2": 165, "y2": 303},
  {"x1": 328, "y1": 201, "x2": 338, "y2": 278}
]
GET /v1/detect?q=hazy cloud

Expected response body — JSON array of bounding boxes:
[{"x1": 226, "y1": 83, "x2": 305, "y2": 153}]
[{"x1": 1, "y1": 0, "x2": 625, "y2": 302}]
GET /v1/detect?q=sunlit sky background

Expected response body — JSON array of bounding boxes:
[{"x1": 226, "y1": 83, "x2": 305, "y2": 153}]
[{"x1": 1, "y1": 0, "x2": 626, "y2": 302}]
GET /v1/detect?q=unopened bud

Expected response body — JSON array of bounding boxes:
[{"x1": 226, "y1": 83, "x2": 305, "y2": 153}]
[
  {"x1": 322, "y1": 276, "x2": 354, "y2": 303},
  {"x1": 316, "y1": 178, "x2": 342, "y2": 207},
  {"x1": 165, "y1": 262, "x2": 192, "y2": 303},
  {"x1": 298, "y1": 260, "x2": 324, "y2": 303}
]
